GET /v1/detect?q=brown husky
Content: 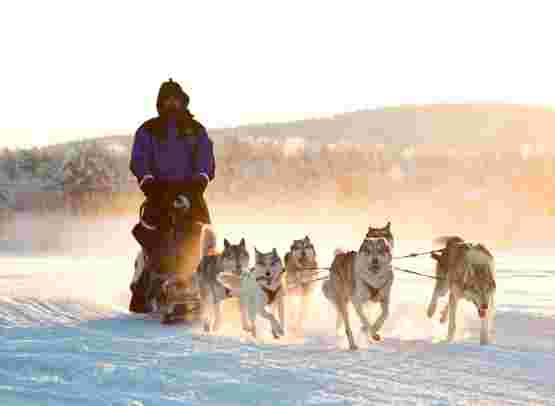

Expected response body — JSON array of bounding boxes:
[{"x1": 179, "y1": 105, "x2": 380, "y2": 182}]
[
  {"x1": 427, "y1": 236, "x2": 496, "y2": 345},
  {"x1": 322, "y1": 223, "x2": 395, "y2": 350}
]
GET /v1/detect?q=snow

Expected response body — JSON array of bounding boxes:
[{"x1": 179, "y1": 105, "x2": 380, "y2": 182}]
[{"x1": 1, "y1": 220, "x2": 554, "y2": 405}]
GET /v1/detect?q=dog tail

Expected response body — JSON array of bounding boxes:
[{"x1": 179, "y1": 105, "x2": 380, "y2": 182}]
[{"x1": 200, "y1": 225, "x2": 218, "y2": 257}]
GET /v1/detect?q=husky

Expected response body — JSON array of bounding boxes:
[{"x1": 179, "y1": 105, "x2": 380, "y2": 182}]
[
  {"x1": 196, "y1": 237, "x2": 250, "y2": 333},
  {"x1": 322, "y1": 223, "x2": 395, "y2": 350},
  {"x1": 427, "y1": 236, "x2": 496, "y2": 345},
  {"x1": 218, "y1": 248, "x2": 286, "y2": 339},
  {"x1": 285, "y1": 236, "x2": 319, "y2": 333},
  {"x1": 366, "y1": 221, "x2": 394, "y2": 248}
]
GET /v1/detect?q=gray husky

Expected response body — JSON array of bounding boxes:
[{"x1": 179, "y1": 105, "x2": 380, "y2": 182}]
[
  {"x1": 323, "y1": 223, "x2": 395, "y2": 350},
  {"x1": 196, "y1": 238, "x2": 250, "y2": 333},
  {"x1": 366, "y1": 221, "x2": 394, "y2": 248},
  {"x1": 427, "y1": 236, "x2": 496, "y2": 345},
  {"x1": 285, "y1": 236, "x2": 319, "y2": 333}
]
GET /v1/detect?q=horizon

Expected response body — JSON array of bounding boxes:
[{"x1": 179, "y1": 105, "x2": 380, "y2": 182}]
[{"x1": 3, "y1": 101, "x2": 555, "y2": 150}]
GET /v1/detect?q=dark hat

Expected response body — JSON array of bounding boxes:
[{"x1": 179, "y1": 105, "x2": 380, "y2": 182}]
[{"x1": 156, "y1": 78, "x2": 190, "y2": 115}]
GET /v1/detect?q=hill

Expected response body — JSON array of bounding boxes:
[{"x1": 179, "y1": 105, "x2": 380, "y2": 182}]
[{"x1": 42, "y1": 103, "x2": 554, "y2": 153}]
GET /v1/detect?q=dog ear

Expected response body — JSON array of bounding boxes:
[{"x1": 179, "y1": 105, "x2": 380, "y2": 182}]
[
  {"x1": 239, "y1": 238, "x2": 245, "y2": 247},
  {"x1": 304, "y1": 235, "x2": 310, "y2": 242},
  {"x1": 385, "y1": 221, "x2": 391, "y2": 230},
  {"x1": 272, "y1": 248, "x2": 278, "y2": 256},
  {"x1": 224, "y1": 238, "x2": 230, "y2": 249}
]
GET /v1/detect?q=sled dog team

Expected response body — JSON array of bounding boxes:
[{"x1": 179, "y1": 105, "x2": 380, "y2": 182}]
[{"x1": 134, "y1": 222, "x2": 496, "y2": 349}]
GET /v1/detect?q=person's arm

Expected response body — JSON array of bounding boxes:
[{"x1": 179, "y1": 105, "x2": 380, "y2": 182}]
[
  {"x1": 194, "y1": 127, "x2": 216, "y2": 188},
  {"x1": 129, "y1": 126, "x2": 156, "y2": 196}
]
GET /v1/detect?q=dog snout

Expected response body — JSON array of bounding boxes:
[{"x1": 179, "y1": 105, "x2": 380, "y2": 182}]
[
  {"x1": 265, "y1": 271, "x2": 271, "y2": 278},
  {"x1": 371, "y1": 258, "x2": 379, "y2": 266}
]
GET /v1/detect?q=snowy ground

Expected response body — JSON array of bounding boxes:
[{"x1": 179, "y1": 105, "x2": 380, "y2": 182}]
[{"x1": 1, "y1": 219, "x2": 554, "y2": 405}]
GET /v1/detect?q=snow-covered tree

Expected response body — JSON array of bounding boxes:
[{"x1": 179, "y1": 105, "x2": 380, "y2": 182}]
[
  {"x1": 15, "y1": 148, "x2": 43, "y2": 181},
  {"x1": 0, "y1": 148, "x2": 18, "y2": 182},
  {"x1": 62, "y1": 141, "x2": 118, "y2": 192},
  {"x1": 37, "y1": 158, "x2": 65, "y2": 190}
]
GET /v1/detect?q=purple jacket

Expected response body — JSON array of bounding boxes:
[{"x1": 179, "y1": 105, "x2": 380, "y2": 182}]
[{"x1": 130, "y1": 118, "x2": 215, "y2": 185}]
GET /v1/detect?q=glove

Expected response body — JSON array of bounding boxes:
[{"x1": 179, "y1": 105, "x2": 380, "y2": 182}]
[
  {"x1": 191, "y1": 173, "x2": 209, "y2": 193},
  {"x1": 140, "y1": 174, "x2": 208, "y2": 199},
  {"x1": 139, "y1": 176, "x2": 157, "y2": 197}
]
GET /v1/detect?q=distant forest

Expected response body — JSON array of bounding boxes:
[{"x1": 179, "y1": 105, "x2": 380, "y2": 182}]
[{"x1": 1, "y1": 104, "x2": 554, "y2": 241}]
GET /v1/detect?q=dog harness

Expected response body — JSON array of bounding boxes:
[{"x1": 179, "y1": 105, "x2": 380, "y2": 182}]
[
  {"x1": 261, "y1": 286, "x2": 282, "y2": 305},
  {"x1": 367, "y1": 284, "x2": 381, "y2": 302}
]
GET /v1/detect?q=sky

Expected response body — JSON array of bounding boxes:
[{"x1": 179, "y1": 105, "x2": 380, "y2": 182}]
[{"x1": 1, "y1": 0, "x2": 555, "y2": 148}]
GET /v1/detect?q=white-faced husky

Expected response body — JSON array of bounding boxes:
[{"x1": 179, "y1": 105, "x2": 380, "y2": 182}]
[
  {"x1": 218, "y1": 248, "x2": 286, "y2": 339},
  {"x1": 322, "y1": 223, "x2": 395, "y2": 350}
]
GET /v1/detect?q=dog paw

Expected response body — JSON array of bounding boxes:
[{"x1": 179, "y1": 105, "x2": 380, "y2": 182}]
[
  {"x1": 440, "y1": 308, "x2": 448, "y2": 323},
  {"x1": 269, "y1": 324, "x2": 285, "y2": 339}
]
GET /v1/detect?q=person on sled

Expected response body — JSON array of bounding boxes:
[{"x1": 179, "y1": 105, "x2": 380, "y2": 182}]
[{"x1": 128, "y1": 78, "x2": 215, "y2": 321}]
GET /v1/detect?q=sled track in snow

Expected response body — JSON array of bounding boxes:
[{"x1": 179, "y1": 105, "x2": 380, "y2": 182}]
[
  {"x1": 1, "y1": 251, "x2": 554, "y2": 405},
  {"x1": 0, "y1": 295, "x2": 554, "y2": 405}
]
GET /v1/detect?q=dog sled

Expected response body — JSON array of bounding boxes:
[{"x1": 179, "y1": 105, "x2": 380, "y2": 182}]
[{"x1": 129, "y1": 190, "x2": 204, "y2": 325}]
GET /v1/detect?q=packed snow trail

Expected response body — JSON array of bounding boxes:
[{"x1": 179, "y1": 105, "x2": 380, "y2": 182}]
[
  {"x1": 1, "y1": 229, "x2": 554, "y2": 405},
  {"x1": 1, "y1": 310, "x2": 554, "y2": 405}
]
